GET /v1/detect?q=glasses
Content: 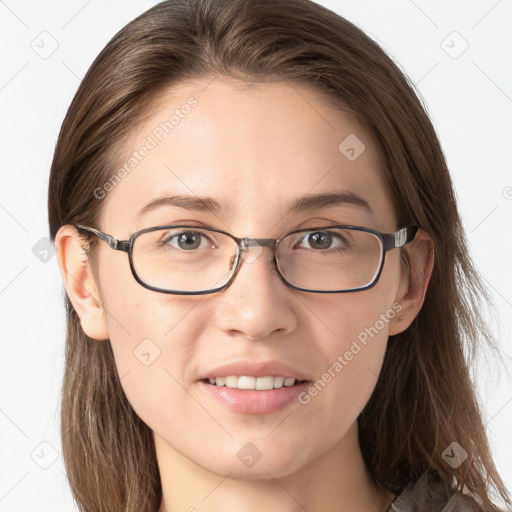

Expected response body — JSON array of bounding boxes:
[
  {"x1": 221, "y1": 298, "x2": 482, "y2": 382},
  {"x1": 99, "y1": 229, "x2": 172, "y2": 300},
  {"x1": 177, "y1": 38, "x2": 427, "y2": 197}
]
[{"x1": 75, "y1": 223, "x2": 419, "y2": 295}]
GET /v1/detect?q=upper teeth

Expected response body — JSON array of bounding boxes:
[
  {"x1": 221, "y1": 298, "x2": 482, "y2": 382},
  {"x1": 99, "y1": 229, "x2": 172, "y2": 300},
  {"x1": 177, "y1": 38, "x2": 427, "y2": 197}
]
[{"x1": 208, "y1": 376, "x2": 297, "y2": 390}]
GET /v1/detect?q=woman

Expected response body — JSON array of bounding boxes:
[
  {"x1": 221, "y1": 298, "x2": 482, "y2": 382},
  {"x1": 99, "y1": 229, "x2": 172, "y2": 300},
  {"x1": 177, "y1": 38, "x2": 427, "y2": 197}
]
[{"x1": 48, "y1": 0, "x2": 510, "y2": 510}]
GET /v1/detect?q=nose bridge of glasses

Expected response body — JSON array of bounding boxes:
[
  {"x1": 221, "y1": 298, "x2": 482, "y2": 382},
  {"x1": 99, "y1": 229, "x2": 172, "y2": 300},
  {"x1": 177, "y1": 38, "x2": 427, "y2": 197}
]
[
  {"x1": 240, "y1": 237, "x2": 276, "y2": 252},
  {"x1": 235, "y1": 237, "x2": 278, "y2": 268}
]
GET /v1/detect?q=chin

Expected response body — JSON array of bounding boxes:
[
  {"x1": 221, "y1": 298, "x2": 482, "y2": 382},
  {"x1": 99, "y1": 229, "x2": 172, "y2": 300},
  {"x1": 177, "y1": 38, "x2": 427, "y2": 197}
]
[
  {"x1": 199, "y1": 439, "x2": 311, "y2": 480},
  {"x1": 202, "y1": 455, "x2": 306, "y2": 481}
]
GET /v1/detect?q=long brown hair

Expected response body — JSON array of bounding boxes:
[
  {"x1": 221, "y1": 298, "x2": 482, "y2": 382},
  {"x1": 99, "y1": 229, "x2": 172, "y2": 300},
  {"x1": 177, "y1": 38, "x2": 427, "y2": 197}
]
[{"x1": 48, "y1": 0, "x2": 510, "y2": 510}]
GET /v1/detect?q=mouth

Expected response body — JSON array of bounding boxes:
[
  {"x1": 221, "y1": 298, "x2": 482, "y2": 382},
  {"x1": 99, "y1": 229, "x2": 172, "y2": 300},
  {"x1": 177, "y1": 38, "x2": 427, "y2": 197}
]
[
  {"x1": 202, "y1": 375, "x2": 310, "y2": 390},
  {"x1": 198, "y1": 376, "x2": 312, "y2": 415},
  {"x1": 198, "y1": 360, "x2": 313, "y2": 414}
]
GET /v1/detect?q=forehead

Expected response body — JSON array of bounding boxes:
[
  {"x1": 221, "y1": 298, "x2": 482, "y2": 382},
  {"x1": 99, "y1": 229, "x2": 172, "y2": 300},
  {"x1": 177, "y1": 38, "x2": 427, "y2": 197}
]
[{"x1": 100, "y1": 77, "x2": 395, "y2": 234}]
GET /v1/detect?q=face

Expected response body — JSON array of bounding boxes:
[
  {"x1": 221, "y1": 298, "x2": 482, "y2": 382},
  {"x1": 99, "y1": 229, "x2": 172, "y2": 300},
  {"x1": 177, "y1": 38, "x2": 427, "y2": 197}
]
[{"x1": 79, "y1": 78, "x2": 409, "y2": 478}]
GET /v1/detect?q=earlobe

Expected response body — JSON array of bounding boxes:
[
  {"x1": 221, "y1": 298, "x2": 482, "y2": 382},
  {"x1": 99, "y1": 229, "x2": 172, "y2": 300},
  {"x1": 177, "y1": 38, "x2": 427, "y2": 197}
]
[
  {"x1": 55, "y1": 225, "x2": 109, "y2": 341},
  {"x1": 388, "y1": 229, "x2": 435, "y2": 336}
]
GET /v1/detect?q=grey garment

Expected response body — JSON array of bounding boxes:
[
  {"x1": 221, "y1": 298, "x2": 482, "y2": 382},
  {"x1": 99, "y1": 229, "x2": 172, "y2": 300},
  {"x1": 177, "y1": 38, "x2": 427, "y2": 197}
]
[{"x1": 385, "y1": 472, "x2": 482, "y2": 512}]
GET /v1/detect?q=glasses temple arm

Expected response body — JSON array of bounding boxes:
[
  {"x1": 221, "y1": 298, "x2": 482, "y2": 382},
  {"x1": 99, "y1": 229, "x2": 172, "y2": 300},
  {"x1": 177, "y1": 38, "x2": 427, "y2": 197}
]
[
  {"x1": 75, "y1": 224, "x2": 127, "y2": 251},
  {"x1": 382, "y1": 225, "x2": 419, "y2": 251}
]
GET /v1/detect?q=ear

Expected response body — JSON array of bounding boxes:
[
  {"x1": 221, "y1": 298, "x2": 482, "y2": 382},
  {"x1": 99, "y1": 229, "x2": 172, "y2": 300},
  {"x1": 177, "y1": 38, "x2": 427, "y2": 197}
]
[
  {"x1": 55, "y1": 225, "x2": 109, "y2": 340},
  {"x1": 388, "y1": 229, "x2": 434, "y2": 336}
]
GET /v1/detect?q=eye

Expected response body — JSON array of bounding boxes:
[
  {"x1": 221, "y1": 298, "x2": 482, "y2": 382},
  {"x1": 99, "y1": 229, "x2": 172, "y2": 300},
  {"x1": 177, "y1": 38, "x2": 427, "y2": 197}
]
[
  {"x1": 295, "y1": 230, "x2": 349, "y2": 251},
  {"x1": 162, "y1": 230, "x2": 214, "y2": 251}
]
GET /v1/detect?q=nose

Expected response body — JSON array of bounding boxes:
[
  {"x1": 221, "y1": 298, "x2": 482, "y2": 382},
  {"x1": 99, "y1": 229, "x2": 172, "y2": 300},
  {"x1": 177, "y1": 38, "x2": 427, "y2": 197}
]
[{"x1": 214, "y1": 243, "x2": 298, "y2": 341}]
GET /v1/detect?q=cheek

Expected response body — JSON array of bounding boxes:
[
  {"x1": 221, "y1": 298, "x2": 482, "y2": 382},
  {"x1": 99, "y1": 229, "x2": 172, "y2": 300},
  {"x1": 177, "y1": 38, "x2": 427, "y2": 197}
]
[
  {"x1": 101, "y1": 285, "x2": 207, "y2": 374},
  {"x1": 99, "y1": 291, "x2": 212, "y2": 439},
  {"x1": 300, "y1": 267, "x2": 402, "y2": 429},
  {"x1": 95, "y1": 253, "x2": 208, "y2": 417}
]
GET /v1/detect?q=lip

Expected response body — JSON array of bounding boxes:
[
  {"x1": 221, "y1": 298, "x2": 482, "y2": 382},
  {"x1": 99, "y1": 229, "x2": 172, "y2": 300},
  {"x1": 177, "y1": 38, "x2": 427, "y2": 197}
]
[
  {"x1": 197, "y1": 360, "x2": 312, "y2": 415},
  {"x1": 199, "y1": 360, "x2": 311, "y2": 381},
  {"x1": 198, "y1": 380, "x2": 311, "y2": 415}
]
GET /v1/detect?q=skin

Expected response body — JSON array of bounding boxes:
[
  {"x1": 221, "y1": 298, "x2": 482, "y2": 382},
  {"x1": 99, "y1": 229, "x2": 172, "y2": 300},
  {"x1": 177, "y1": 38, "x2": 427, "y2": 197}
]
[{"x1": 56, "y1": 77, "x2": 434, "y2": 512}]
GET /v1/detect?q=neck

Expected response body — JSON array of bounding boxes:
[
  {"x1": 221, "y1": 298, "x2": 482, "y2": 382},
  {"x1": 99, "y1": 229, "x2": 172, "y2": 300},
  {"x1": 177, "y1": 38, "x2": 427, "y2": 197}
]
[{"x1": 156, "y1": 422, "x2": 394, "y2": 512}]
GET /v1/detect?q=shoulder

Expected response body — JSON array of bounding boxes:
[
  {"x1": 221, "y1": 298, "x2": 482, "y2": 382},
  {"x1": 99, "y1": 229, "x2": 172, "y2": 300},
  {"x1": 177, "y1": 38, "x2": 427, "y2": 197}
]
[{"x1": 388, "y1": 471, "x2": 483, "y2": 512}]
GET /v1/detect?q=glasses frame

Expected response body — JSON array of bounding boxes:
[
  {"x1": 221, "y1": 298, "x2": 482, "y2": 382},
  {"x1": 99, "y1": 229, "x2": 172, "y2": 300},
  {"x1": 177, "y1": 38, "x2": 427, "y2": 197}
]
[{"x1": 75, "y1": 223, "x2": 419, "y2": 295}]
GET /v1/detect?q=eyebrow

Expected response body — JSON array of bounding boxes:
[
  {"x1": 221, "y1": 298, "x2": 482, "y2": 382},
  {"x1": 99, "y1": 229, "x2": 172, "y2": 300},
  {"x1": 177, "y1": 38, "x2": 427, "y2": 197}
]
[{"x1": 137, "y1": 191, "x2": 373, "y2": 217}]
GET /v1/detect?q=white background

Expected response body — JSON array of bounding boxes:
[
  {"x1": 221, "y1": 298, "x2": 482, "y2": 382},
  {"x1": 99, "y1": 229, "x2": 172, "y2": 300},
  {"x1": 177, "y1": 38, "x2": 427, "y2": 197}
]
[{"x1": 1, "y1": 0, "x2": 511, "y2": 510}]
